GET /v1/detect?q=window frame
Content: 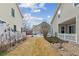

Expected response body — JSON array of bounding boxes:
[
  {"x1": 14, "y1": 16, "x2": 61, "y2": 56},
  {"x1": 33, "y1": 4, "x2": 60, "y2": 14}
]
[
  {"x1": 11, "y1": 8, "x2": 15, "y2": 17},
  {"x1": 73, "y1": 3, "x2": 79, "y2": 7},
  {"x1": 68, "y1": 24, "x2": 76, "y2": 34},
  {"x1": 61, "y1": 26, "x2": 65, "y2": 33},
  {"x1": 58, "y1": 9, "x2": 61, "y2": 19}
]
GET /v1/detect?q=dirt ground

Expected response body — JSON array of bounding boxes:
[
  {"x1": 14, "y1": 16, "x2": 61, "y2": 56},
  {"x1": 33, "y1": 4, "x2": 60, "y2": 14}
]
[
  {"x1": 7, "y1": 36, "x2": 60, "y2": 56},
  {"x1": 52, "y1": 42, "x2": 79, "y2": 56}
]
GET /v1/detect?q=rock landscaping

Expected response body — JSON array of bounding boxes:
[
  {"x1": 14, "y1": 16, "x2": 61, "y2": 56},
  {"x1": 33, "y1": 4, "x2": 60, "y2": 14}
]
[{"x1": 48, "y1": 37, "x2": 79, "y2": 56}]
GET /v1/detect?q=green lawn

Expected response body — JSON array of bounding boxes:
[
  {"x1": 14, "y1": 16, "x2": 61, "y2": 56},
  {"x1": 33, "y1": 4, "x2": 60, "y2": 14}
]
[{"x1": 0, "y1": 51, "x2": 8, "y2": 56}]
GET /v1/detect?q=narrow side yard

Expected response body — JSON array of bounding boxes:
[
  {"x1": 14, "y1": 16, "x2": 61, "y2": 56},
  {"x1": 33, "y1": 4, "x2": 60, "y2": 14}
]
[{"x1": 7, "y1": 37, "x2": 60, "y2": 56}]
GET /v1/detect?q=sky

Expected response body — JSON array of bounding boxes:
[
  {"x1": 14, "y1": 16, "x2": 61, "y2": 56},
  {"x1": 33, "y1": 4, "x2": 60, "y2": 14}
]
[{"x1": 18, "y1": 3, "x2": 57, "y2": 29}]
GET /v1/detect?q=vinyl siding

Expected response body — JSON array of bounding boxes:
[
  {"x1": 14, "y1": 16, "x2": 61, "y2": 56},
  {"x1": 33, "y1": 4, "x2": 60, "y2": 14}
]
[
  {"x1": 51, "y1": 3, "x2": 79, "y2": 37},
  {"x1": 0, "y1": 3, "x2": 22, "y2": 32}
]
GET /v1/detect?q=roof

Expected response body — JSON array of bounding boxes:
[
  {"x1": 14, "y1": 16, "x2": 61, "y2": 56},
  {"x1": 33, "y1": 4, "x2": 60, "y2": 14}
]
[
  {"x1": 16, "y1": 4, "x2": 23, "y2": 18},
  {"x1": 51, "y1": 3, "x2": 61, "y2": 24}
]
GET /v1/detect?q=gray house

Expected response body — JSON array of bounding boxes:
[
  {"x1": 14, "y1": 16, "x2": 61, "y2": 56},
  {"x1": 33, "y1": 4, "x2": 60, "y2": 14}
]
[{"x1": 51, "y1": 3, "x2": 79, "y2": 43}]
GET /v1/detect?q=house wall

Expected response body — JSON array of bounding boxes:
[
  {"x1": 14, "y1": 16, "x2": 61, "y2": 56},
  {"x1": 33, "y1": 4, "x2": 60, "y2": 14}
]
[
  {"x1": 51, "y1": 3, "x2": 79, "y2": 36},
  {"x1": 0, "y1": 3, "x2": 22, "y2": 32},
  {"x1": 51, "y1": 14, "x2": 58, "y2": 36},
  {"x1": 58, "y1": 3, "x2": 79, "y2": 24},
  {"x1": 76, "y1": 16, "x2": 79, "y2": 43}
]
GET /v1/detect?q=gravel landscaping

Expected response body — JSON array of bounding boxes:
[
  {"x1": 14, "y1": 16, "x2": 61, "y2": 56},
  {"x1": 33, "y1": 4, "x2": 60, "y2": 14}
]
[
  {"x1": 46, "y1": 37, "x2": 79, "y2": 56},
  {"x1": 51, "y1": 42, "x2": 79, "y2": 56}
]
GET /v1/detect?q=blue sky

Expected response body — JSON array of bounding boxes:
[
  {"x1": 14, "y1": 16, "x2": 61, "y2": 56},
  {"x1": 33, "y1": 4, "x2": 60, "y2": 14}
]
[{"x1": 18, "y1": 3, "x2": 57, "y2": 28}]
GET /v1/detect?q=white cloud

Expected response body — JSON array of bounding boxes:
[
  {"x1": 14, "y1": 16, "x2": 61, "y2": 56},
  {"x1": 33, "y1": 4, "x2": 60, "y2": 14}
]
[
  {"x1": 19, "y1": 3, "x2": 46, "y2": 9},
  {"x1": 19, "y1": 3, "x2": 46, "y2": 13},
  {"x1": 32, "y1": 9, "x2": 41, "y2": 12},
  {"x1": 19, "y1": 4, "x2": 27, "y2": 8},
  {"x1": 19, "y1": 3, "x2": 35, "y2": 8},
  {"x1": 47, "y1": 15, "x2": 51, "y2": 18},
  {"x1": 39, "y1": 3, "x2": 46, "y2": 10},
  {"x1": 23, "y1": 13, "x2": 43, "y2": 20},
  {"x1": 23, "y1": 13, "x2": 43, "y2": 25},
  {"x1": 31, "y1": 3, "x2": 46, "y2": 13},
  {"x1": 23, "y1": 13, "x2": 31, "y2": 20},
  {"x1": 39, "y1": 4, "x2": 45, "y2": 7}
]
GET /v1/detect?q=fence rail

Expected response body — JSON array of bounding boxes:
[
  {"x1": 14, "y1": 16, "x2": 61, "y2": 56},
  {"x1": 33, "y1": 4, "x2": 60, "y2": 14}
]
[{"x1": 57, "y1": 33, "x2": 76, "y2": 42}]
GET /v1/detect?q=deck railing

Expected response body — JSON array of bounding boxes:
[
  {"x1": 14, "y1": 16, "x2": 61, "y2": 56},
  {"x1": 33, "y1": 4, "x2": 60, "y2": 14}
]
[{"x1": 57, "y1": 33, "x2": 76, "y2": 42}]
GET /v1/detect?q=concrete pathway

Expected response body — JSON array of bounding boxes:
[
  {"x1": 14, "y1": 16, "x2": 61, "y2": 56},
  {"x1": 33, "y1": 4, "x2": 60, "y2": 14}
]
[{"x1": 7, "y1": 37, "x2": 60, "y2": 56}]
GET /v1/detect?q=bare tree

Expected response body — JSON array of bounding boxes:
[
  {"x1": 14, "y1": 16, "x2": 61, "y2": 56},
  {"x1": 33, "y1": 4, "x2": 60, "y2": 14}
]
[{"x1": 40, "y1": 22, "x2": 50, "y2": 39}]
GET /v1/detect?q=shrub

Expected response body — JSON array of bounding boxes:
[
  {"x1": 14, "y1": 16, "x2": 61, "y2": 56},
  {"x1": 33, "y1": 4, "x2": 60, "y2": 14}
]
[{"x1": 46, "y1": 37, "x2": 68, "y2": 44}]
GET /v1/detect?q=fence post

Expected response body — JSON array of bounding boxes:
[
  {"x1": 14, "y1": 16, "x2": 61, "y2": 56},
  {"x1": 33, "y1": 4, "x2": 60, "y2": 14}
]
[
  {"x1": 14, "y1": 32, "x2": 16, "y2": 45},
  {"x1": 0, "y1": 34, "x2": 2, "y2": 50}
]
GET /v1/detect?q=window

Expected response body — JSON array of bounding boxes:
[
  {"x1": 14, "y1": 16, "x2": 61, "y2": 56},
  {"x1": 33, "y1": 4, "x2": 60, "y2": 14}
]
[
  {"x1": 58, "y1": 9, "x2": 61, "y2": 18},
  {"x1": 58, "y1": 14, "x2": 60, "y2": 18},
  {"x1": 14, "y1": 25, "x2": 16, "y2": 32},
  {"x1": 61, "y1": 26, "x2": 65, "y2": 33},
  {"x1": 68, "y1": 25, "x2": 75, "y2": 33},
  {"x1": 11, "y1": 8, "x2": 15, "y2": 17},
  {"x1": 74, "y1": 3, "x2": 79, "y2": 7}
]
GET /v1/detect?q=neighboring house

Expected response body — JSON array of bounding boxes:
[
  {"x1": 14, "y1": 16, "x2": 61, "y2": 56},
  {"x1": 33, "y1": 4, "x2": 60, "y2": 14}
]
[
  {"x1": 32, "y1": 25, "x2": 41, "y2": 35},
  {"x1": 32, "y1": 22, "x2": 50, "y2": 36},
  {"x1": 0, "y1": 3, "x2": 23, "y2": 34},
  {"x1": 51, "y1": 3, "x2": 79, "y2": 43}
]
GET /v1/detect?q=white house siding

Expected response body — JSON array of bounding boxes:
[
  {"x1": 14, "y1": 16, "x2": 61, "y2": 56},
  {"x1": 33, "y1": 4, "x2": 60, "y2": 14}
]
[
  {"x1": 58, "y1": 4, "x2": 78, "y2": 42},
  {"x1": 76, "y1": 16, "x2": 79, "y2": 43},
  {"x1": 0, "y1": 3, "x2": 22, "y2": 32},
  {"x1": 0, "y1": 4, "x2": 27, "y2": 50},
  {"x1": 51, "y1": 14, "x2": 58, "y2": 36},
  {"x1": 51, "y1": 3, "x2": 79, "y2": 43},
  {"x1": 58, "y1": 3, "x2": 79, "y2": 24}
]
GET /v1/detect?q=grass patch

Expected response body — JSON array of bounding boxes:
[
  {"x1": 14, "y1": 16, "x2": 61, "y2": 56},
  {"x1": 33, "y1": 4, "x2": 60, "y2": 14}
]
[
  {"x1": 46, "y1": 37, "x2": 68, "y2": 44},
  {"x1": 0, "y1": 51, "x2": 8, "y2": 56}
]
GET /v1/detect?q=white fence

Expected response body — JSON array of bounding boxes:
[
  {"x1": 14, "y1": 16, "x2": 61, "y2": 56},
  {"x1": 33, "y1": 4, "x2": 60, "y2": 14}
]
[
  {"x1": 0, "y1": 31, "x2": 26, "y2": 45},
  {"x1": 0, "y1": 30, "x2": 26, "y2": 51},
  {"x1": 57, "y1": 33, "x2": 76, "y2": 42}
]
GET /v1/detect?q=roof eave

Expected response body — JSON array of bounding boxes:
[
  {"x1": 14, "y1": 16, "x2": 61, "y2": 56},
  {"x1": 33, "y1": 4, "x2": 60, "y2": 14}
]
[
  {"x1": 16, "y1": 3, "x2": 23, "y2": 18},
  {"x1": 51, "y1": 3, "x2": 61, "y2": 24}
]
